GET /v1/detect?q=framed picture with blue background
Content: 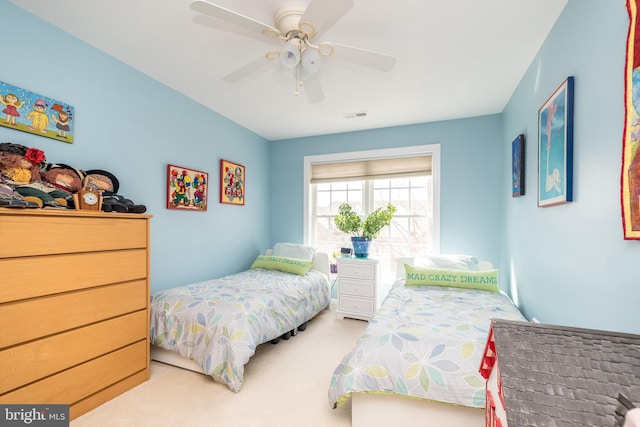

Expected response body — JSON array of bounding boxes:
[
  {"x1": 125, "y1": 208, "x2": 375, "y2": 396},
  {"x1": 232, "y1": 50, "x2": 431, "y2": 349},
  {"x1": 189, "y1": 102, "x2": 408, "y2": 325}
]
[
  {"x1": 512, "y1": 134, "x2": 525, "y2": 197},
  {"x1": 537, "y1": 76, "x2": 574, "y2": 207}
]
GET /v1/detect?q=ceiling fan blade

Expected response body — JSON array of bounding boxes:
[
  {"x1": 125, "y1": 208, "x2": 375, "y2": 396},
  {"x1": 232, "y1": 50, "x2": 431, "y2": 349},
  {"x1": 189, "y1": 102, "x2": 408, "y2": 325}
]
[
  {"x1": 303, "y1": 75, "x2": 325, "y2": 103},
  {"x1": 300, "y1": 0, "x2": 354, "y2": 39},
  {"x1": 193, "y1": 15, "x2": 281, "y2": 45},
  {"x1": 222, "y1": 56, "x2": 272, "y2": 83},
  {"x1": 190, "y1": 0, "x2": 278, "y2": 35},
  {"x1": 328, "y1": 42, "x2": 396, "y2": 72}
]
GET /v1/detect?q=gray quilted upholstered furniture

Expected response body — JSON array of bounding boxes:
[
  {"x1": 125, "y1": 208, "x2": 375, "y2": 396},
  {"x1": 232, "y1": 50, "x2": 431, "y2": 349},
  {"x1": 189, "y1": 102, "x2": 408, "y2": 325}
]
[{"x1": 490, "y1": 319, "x2": 640, "y2": 426}]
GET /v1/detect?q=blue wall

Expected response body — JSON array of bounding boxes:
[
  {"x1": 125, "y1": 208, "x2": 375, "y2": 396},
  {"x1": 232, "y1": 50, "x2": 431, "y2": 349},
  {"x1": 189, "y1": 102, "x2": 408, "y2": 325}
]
[
  {"x1": 0, "y1": 1, "x2": 271, "y2": 292},
  {"x1": 3, "y1": 0, "x2": 638, "y2": 334},
  {"x1": 502, "y1": 0, "x2": 639, "y2": 334},
  {"x1": 269, "y1": 115, "x2": 504, "y2": 265}
]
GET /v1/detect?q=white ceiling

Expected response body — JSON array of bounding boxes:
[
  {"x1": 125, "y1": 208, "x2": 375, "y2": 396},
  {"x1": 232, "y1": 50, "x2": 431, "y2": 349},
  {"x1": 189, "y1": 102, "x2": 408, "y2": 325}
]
[{"x1": 10, "y1": 0, "x2": 567, "y2": 141}]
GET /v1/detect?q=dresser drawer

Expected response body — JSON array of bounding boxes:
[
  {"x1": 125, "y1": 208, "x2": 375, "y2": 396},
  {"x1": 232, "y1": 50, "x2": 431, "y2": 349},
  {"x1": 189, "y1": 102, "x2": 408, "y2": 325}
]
[
  {"x1": 0, "y1": 250, "x2": 148, "y2": 303},
  {"x1": 339, "y1": 262, "x2": 376, "y2": 280},
  {"x1": 0, "y1": 280, "x2": 148, "y2": 348},
  {"x1": 0, "y1": 310, "x2": 147, "y2": 395},
  {"x1": 339, "y1": 279, "x2": 374, "y2": 297},
  {"x1": 0, "y1": 341, "x2": 147, "y2": 404},
  {"x1": 338, "y1": 296, "x2": 374, "y2": 316},
  {"x1": 0, "y1": 212, "x2": 148, "y2": 258}
]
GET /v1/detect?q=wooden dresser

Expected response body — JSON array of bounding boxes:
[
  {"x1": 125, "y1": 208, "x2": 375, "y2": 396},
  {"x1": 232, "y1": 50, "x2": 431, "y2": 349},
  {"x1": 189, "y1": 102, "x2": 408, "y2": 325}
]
[{"x1": 0, "y1": 209, "x2": 151, "y2": 420}]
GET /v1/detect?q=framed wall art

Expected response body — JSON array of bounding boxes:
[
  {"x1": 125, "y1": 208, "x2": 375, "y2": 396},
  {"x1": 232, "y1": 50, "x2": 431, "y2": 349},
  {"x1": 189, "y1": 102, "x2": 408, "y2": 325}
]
[
  {"x1": 220, "y1": 159, "x2": 245, "y2": 206},
  {"x1": 623, "y1": 0, "x2": 640, "y2": 239},
  {"x1": 538, "y1": 76, "x2": 574, "y2": 207},
  {"x1": 0, "y1": 80, "x2": 74, "y2": 143},
  {"x1": 166, "y1": 164, "x2": 208, "y2": 211},
  {"x1": 512, "y1": 134, "x2": 525, "y2": 197}
]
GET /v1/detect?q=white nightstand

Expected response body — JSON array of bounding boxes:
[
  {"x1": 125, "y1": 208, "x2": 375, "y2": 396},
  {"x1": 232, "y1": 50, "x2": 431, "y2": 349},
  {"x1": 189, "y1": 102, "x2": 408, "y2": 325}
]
[{"x1": 336, "y1": 256, "x2": 382, "y2": 321}]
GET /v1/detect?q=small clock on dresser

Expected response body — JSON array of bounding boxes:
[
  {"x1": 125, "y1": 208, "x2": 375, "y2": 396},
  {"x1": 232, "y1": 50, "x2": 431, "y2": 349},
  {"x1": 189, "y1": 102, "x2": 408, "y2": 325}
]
[{"x1": 74, "y1": 187, "x2": 103, "y2": 211}]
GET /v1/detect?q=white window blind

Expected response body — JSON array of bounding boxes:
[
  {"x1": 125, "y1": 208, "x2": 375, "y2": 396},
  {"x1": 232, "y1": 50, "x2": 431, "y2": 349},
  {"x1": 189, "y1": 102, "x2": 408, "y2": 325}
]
[{"x1": 310, "y1": 155, "x2": 432, "y2": 183}]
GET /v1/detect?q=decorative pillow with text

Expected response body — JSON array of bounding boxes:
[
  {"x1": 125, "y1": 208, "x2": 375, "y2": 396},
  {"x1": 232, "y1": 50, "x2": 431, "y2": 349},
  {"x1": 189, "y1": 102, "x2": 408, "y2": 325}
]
[
  {"x1": 251, "y1": 255, "x2": 314, "y2": 275},
  {"x1": 404, "y1": 264, "x2": 499, "y2": 293}
]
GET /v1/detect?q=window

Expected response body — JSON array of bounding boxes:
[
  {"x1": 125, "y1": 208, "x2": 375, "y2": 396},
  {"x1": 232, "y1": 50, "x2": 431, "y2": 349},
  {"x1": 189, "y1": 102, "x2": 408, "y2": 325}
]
[{"x1": 303, "y1": 145, "x2": 440, "y2": 280}]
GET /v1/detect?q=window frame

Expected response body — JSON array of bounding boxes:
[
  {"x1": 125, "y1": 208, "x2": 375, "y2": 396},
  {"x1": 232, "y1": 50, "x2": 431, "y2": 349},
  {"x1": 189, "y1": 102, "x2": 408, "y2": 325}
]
[{"x1": 303, "y1": 144, "x2": 441, "y2": 254}]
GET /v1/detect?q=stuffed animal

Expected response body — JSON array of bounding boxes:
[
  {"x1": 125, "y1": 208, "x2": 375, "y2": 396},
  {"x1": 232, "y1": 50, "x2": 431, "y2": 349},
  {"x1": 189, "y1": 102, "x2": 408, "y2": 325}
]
[
  {"x1": 41, "y1": 163, "x2": 84, "y2": 194},
  {"x1": 83, "y1": 169, "x2": 147, "y2": 214},
  {"x1": 0, "y1": 142, "x2": 70, "y2": 208},
  {"x1": 40, "y1": 163, "x2": 85, "y2": 208}
]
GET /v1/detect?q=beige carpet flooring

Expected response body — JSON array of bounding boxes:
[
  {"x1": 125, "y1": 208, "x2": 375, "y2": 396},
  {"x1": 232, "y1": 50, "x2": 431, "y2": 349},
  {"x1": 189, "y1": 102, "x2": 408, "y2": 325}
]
[{"x1": 71, "y1": 305, "x2": 367, "y2": 427}]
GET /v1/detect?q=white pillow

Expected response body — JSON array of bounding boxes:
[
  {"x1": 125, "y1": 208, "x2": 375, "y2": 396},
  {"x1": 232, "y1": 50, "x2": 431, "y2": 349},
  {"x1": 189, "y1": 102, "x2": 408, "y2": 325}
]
[
  {"x1": 413, "y1": 254, "x2": 479, "y2": 271},
  {"x1": 272, "y1": 243, "x2": 316, "y2": 261}
]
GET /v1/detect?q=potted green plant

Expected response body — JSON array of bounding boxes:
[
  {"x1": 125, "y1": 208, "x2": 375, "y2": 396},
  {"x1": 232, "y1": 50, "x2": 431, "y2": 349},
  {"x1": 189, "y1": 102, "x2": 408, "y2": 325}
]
[{"x1": 334, "y1": 202, "x2": 397, "y2": 257}]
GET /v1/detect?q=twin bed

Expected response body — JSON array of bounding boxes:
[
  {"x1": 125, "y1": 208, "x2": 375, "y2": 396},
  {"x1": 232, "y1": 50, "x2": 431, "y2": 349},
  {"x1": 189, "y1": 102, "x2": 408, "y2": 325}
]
[
  {"x1": 328, "y1": 254, "x2": 527, "y2": 427},
  {"x1": 149, "y1": 246, "x2": 525, "y2": 427},
  {"x1": 149, "y1": 243, "x2": 331, "y2": 392}
]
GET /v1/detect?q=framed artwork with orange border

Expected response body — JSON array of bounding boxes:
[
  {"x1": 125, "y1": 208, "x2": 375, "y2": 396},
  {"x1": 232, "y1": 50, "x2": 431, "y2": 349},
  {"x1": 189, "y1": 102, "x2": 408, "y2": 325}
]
[
  {"x1": 623, "y1": 0, "x2": 640, "y2": 239},
  {"x1": 166, "y1": 164, "x2": 208, "y2": 211},
  {"x1": 220, "y1": 159, "x2": 245, "y2": 206}
]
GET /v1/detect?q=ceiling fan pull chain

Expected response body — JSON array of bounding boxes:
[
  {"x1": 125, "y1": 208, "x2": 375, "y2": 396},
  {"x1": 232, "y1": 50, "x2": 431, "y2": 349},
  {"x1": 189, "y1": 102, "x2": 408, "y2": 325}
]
[
  {"x1": 298, "y1": 65, "x2": 303, "y2": 88},
  {"x1": 294, "y1": 64, "x2": 301, "y2": 96}
]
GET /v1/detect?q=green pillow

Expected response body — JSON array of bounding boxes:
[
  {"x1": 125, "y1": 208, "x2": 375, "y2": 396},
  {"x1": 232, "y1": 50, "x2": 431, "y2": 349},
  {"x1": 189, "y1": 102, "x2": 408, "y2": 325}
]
[
  {"x1": 404, "y1": 264, "x2": 500, "y2": 293},
  {"x1": 251, "y1": 255, "x2": 314, "y2": 276}
]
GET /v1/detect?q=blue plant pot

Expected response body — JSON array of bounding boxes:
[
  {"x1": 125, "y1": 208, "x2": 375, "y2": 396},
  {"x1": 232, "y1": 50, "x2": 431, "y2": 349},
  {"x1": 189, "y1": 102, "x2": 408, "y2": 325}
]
[{"x1": 351, "y1": 237, "x2": 372, "y2": 258}]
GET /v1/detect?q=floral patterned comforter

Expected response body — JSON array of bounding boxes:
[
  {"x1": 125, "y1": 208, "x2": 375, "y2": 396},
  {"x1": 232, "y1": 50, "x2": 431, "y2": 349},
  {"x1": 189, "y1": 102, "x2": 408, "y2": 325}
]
[
  {"x1": 328, "y1": 279, "x2": 526, "y2": 408},
  {"x1": 150, "y1": 268, "x2": 330, "y2": 392}
]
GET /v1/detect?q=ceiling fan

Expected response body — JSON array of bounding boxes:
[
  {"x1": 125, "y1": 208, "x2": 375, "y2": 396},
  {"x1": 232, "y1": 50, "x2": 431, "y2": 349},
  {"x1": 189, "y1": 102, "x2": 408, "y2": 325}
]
[{"x1": 190, "y1": 0, "x2": 396, "y2": 102}]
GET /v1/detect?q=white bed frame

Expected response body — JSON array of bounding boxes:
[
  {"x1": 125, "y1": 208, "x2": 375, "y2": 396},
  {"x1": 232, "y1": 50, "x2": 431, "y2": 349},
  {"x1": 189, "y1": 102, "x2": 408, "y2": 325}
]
[
  {"x1": 348, "y1": 256, "x2": 491, "y2": 427},
  {"x1": 150, "y1": 250, "x2": 331, "y2": 376},
  {"x1": 352, "y1": 393, "x2": 483, "y2": 427}
]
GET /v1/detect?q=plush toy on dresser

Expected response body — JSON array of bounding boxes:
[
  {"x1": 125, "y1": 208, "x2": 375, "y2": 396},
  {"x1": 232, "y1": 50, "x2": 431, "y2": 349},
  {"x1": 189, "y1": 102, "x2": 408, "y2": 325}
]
[
  {"x1": 40, "y1": 163, "x2": 85, "y2": 208},
  {"x1": 41, "y1": 163, "x2": 84, "y2": 194},
  {"x1": 83, "y1": 169, "x2": 147, "y2": 213},
  {"x1": 0, "y1": 142, "x2": 71, "y2": 208}
]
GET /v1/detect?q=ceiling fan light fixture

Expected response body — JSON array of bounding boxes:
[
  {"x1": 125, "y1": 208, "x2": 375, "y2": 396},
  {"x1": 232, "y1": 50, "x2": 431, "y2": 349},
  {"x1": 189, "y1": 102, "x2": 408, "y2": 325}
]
[
  {"x1": 281, "y1": 40, "x2": 301, "y2": 69},
  {"x1": 301, "y1": 48, "x2": 321, "y2": 74}
]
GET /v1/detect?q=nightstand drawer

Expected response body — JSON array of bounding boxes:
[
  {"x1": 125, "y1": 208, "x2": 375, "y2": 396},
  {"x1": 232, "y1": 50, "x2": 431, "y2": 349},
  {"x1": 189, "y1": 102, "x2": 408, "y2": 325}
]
[
  {"x1": 339, "y1": 262, "x2": 376, "y2": 280},
  {"x1": 339, "y1": 279, "x2": 374, "y2": 297},
  {"x1": 338, "y1": 296, "x2": 374, "y2": 316}
]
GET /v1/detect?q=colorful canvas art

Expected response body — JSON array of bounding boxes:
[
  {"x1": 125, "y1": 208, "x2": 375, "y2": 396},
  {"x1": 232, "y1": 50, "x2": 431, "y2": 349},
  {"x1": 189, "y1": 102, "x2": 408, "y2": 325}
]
[
  {"x1": 623, "y1": 0, "x2": 640, "y2": 239},
  {"x1": 220, "y1": 159, "x2": 245, "y2": 205},
  {"x1": 166, "y1": 164, "x2": 209, "y2": 211},
  {"x1": 0, "y1": 80, "x2": 74, "y2": 143},
  {"x1": 537, "y1": 77, "x2": 574, "y2": 207}
]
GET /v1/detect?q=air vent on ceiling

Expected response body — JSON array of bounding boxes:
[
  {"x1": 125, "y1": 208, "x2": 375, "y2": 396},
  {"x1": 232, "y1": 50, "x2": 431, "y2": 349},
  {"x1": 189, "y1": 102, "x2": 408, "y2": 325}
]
[{"x1": 344, "y1": 111, "x2": 368, "y2": 119}]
